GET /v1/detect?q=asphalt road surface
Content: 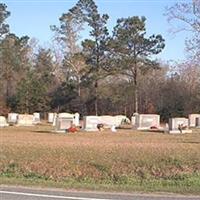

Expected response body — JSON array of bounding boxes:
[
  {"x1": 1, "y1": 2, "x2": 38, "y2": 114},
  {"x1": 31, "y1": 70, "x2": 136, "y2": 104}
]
[{"x1": 0, "y1": 186, "x2": 200, "y2": 200}]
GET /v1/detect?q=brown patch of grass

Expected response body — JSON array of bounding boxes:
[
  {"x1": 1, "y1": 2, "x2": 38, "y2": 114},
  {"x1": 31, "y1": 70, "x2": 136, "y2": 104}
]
[{"x1": 0, "y1": 125, "x2": 200, "y2": 193}]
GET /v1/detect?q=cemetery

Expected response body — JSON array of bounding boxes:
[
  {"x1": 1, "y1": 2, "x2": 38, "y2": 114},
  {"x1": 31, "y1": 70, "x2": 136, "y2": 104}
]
[
  {"x1": 0, "y1": 116, "x2": 200, "y2": 194},
  {"x1": 0, "y1": 0, "x2": 200, "y2": 196},
  {"x1": 0, "y1": 112, "x2": 198, "y2": 134}
]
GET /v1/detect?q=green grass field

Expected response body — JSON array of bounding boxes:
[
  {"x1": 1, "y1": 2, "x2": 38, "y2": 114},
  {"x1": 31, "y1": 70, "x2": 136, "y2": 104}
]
[{"x1": 0, "y1": 124, "x2": 200, "y2": 194}]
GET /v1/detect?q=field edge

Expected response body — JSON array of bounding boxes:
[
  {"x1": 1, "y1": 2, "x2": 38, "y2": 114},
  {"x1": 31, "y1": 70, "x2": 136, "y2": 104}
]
[{"x1": 1, "y1": 175, "x2": 200, "y2": 195}]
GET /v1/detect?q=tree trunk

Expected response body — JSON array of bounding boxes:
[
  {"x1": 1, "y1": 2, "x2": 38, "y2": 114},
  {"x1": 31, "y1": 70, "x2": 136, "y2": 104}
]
[
  {"x1": 78, "y1": 76, "x2": 81, "y2": 97},
  {"x1": 5, "y1": 71, "x2": 11, "y2": 106},
  {"x1": 95, "y1": 80, "x2": 98, "y2": 116},
  {"x1": 133, "y1": 62, "x2": 139, "y2": 113},
  {"x1": 6, "y1": 79, "x2": 9, "y2": 103},
  {"x1": 134, "y1": 85, "x2": 139, "y2": 113}
]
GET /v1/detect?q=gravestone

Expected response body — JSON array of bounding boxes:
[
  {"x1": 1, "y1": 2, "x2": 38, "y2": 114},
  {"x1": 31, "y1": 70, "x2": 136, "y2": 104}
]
[
  {"x1": 74, "y1": 112, "x2": 80, "y2": 127},
  {"x1": 101, "y1": 115, "x2": 130, "y2": 128},
  {"x1": 100, "y1": 115, "x2": 117, "y2": 128},
  {"x1": 48, "y1": 113, "x2": 55, "y2": 123},
  {"x1": 115, "y1": 115, "x2": 130, "y2": 126},
  {"x1": 168, "y1": 118, "x2": 192, "y2": 134},
  {"x1": 33, "y1": 112, "x2": 41, "y2": 124},
  {"x1": 83, "y1": 115, "x2": 130, "y2": 131},
  {"x1": 83, "y1": 116, "x2": 101, "y2": 131},
  {"x1": 131, "y1": 113, "x2": 139, "y2": 127},
  {"x1": 55, "y1": 116, "x2": 73, "y2": 133},
  {"x1": 52, "y1": 113, "x2": 57, "y2": 127},
  {"x1": 57, "y1": 112, "x2": 80, "y2": 127},
  {"x1": 189, "y1": 114, "x2": 200, "y2": 127},
  {"x1": 8, "y1": 113, "x2": 18, "y2": 124},
  {"x1": 134, "y1": 114, "x2": 161, "y2": 130},
  {"x1": 195, "y1": 117, "x2": 200, "y2": 128},
  {"x1": 17, "y1": 114, "x2": 34, "y2": 126},
  {"x1": 58, "y1": 113, "x2": 74, "y2": 118},
  {"x1": 0, "y1": 116, "x2": 9, "y2": 127}
]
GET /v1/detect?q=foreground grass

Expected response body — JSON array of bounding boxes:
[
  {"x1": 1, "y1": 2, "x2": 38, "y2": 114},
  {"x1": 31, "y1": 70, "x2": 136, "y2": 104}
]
[
  {"x1": 1, "y1": 174, "x2": 200, "y2": 195},
  {"x1": 0, "y1": 125, "x2": 200, "y2": 194}
]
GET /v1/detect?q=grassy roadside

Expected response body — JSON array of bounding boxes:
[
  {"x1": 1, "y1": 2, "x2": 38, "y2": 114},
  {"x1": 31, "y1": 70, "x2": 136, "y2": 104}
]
[
  {"x1": 0, "y1": 125, "x2": 200, "y2": 194},
  {"x1": 1, "y1": 174, "x2": 200, "y2": 195}
]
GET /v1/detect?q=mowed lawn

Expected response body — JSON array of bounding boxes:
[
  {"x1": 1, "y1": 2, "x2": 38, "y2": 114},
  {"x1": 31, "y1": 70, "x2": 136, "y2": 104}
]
[{"x1": 0, "y1": 124, "x2": 200, "y2": 194}]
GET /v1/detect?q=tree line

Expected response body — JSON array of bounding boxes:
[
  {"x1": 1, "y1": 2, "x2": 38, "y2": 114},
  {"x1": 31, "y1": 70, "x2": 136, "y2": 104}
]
[{"x1": 0, "y1": 0, "x2": 199, "y2": 121}]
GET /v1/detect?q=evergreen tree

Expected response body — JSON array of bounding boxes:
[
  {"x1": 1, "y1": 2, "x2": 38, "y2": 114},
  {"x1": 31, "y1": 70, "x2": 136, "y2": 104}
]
[
  {"x1": 109, "y1": 16, "x2": 165, "y2": 113},
  {"x1": 69, "y1": 0, "x2": 110, "y2": 115},
  {"x1": 0, "y1": 33, "x2": 30, "y2": 105},
  {"x1": 16, "y1": 71, "x2": 49, "y2": 113},
  {"x1": 0, "y1": 3, "x2": 10, "y2": 40}
]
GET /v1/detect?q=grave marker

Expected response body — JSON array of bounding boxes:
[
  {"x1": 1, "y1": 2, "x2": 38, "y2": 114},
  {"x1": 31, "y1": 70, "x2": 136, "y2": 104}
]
[
  {"x1": 195, "y1": 117, "x2": 200, "y2": 128},
  {"x1": 55, "y1": 117, "x2": 73, "y2": 133},
  {"x1": 48, "y1": 113, "x2": 55, "y2": 123},
  {"x1": 168, "y1": 118, "x2": 192, "y2": 134},
  {"x1": 17, "y1": 114, "x2": 34, "y2": 126},
  {"x1": 8, "y1": 113, "x2": 18, "y2": 124},
  {"x1": 83, "y1": 116, "x2": 100, "y2": 131},
  {"x1": 33, "y1": 112, "x2": 41, "y2": 124},
  {"x1": 0, "y1": 116, "x2": 9, "y2": 127},
  {"x1": 189, "y1": 114, "x2": 200, "y2": 127},
  {"x1": 133, "y1": 114, "x2": 161, "y2": 130}
]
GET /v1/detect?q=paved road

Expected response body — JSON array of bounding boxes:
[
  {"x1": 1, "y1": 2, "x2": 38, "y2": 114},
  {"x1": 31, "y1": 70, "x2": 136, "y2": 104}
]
[{"x1": 0, "y1": 186, "x2": 199, "y2": 200}]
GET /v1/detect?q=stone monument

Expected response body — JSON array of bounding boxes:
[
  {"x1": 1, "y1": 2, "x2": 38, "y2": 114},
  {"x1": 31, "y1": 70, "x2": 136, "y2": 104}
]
[
  {"x1": 168, "y1": 118, "x2": 192, "y2": 134},
  {"x1": 17, "y1": 114, "x2": 34, "y2": 126},
  {"x1": 0, "y1": 116, "x2": 9, "y2": 127},
  {"x1": 133, "y1": 114, "x2": 161, "y2": 130},
  {"x1": 8, "y1": 113, "x2": 18, "y2": 124},
  {"x1": 33, "y1": 112, "x2": 41, "y2": 124},
  {"x1": 189, "y1": 114, "x2": 200, "y2": 128}
]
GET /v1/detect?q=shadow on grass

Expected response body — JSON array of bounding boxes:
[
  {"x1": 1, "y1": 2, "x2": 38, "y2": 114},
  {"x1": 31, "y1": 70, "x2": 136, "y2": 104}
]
[
  {"x1": 181, "y1": 141, "x2": 200, "y2": 144},
  {"x1": 31, "y1": 130, "x2": 57, "y2": 134},
  {"x1": 141, "y1": 130, "x2": 165, "y2": 134}
]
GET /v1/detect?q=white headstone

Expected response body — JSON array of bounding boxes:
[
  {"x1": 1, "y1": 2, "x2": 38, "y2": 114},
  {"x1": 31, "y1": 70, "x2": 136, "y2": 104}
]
[
  {"x1": 134, "y1": 114, "x2": 160, "y2": 130},
  {"x1": 195, "y1": 117, "x2": 200, "y2": 128},
  {"x1": 83, "y1": 116, "x2": 101, "y2": 131},
  {"x1": 8, "y1": 113, "x2": 18, "y2": 124},
  {"x1": 33, "y1": 112, "x2": 41, "y2": 124},
  {"x1": 0, "y1": 116, "x2": 9, "y2": 127},
  {"x1": 58, "y1": 113, "x2": 74, "y2": 118},
  {"x1": 169, "y1": 118, "x2": 192, "y2": 134},
  {"x1": 57, "y1": 112, "x2": 80, "y2": 127},
  {"x1": 55, "y1": 117, "x2": 73, "y2": 133},
  {"x1": 74, "y1": 112, "x2": 80, "y2": 127},
  {"x1": 115, "y1": 115, "x2": 130, "y2": 126},
  {"x1": 100, "y1": 115, "x2": 116, "y2": 128},
  {"x1": 189, "y1": 114, "x2": 200, "y2": 127},
  {"x1": 48, "y1": 113, "x2": 55, "y2": 123},
  {"x1": 52, "y1": 113, "x2": 57, "y2": 126},
  {"x1": 83, "y1": 115, "x2": 130, "y2": 131},
  {"x1": 17, "y1": 114, "x2": 34, "y2": 126},
  {"x1": 131, "y1": 113, "x2": 139, "y2": 127}
]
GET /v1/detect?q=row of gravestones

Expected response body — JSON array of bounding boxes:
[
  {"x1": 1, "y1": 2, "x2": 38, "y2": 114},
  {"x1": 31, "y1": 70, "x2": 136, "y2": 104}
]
[
  {"x1": 1, "y1": 112, "x2": 199, "y2": 134},
  {"x1": 131, "y1": 113, "x2": 200, "y2": 134},
  {"x1": 48, "y1": 113, "x2": 130, "y2": 132},
  {"x1": 0, "y1": 113, "x2": 41, "y2": 127},
  {"x1": 50, "y1": 113, "x2": 200, "y2": 133}
]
